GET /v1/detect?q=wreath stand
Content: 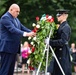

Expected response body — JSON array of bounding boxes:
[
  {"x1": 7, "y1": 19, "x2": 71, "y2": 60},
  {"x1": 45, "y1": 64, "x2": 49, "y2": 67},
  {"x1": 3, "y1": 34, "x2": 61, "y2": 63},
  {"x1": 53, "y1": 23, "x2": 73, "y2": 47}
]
[{"x1": 33, "y1": 29, "x2": 66, "y2": 75}]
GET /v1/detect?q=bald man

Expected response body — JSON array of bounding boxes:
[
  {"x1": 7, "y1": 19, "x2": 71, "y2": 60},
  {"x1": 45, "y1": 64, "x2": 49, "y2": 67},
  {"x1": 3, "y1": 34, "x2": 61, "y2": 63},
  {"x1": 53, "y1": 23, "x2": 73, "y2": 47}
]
[{"x1": 0, "y1": 4, "x2": 35, "y2": 75}]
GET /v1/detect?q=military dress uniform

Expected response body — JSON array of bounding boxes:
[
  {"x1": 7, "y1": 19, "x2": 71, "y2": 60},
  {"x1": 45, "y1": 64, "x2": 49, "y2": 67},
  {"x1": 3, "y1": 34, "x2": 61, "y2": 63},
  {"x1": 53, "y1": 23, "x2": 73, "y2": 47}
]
[{"x1": 48, "y1": 21, "x2": 72, "y2": 75}]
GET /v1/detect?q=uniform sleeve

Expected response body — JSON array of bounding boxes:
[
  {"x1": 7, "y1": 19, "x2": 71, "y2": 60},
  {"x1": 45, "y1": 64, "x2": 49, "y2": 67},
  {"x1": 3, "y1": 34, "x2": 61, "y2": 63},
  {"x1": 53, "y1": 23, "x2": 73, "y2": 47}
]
[{"x1": 49, "y1": 25, "x2": 71, "y2": 46}]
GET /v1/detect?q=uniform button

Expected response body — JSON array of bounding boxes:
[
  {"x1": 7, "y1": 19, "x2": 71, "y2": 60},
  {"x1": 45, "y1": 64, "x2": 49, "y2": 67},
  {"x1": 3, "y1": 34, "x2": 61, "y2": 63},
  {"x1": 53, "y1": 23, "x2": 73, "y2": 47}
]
[
  {"x1": 59, "y1": 48, "x2": 62, "y2": 50},
  {"x1": 59, "y1": 57, "x2": 61, "y2": 59}
]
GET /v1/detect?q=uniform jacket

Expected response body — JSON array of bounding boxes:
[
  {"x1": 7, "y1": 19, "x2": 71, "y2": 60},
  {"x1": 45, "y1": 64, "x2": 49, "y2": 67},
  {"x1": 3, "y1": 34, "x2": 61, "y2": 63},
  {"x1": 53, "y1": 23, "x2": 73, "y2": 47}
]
[
  {"x1": 0, "y1": 12, "x2": 31, "y2": 54},
  {"x1": 49, "y1": 21, "x2": 72, "y2": 75}
]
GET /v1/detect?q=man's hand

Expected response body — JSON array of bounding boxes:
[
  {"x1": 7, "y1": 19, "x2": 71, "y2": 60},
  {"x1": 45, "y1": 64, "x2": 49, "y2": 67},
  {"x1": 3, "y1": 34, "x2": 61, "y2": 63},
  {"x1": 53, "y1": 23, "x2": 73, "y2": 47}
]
[{"x1": 23, "y1": 32, "x2": 36, "y2": 37}]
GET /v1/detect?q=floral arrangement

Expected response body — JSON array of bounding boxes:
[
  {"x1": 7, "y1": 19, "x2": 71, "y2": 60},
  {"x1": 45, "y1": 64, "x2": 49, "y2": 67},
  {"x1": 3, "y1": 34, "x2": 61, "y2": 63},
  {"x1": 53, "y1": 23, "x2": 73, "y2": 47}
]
[{"x1": 28, "y1": 14, "x2": 57, "y2": 70}]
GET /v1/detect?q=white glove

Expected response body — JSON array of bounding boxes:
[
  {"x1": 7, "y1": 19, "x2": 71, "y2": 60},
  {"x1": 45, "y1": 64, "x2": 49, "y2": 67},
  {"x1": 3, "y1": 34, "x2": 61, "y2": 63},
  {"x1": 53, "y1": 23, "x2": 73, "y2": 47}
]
[
  {"x1": 45, "y1": 37, "x2": 50, "y2": 45},
  {"x1": 46, "y1": 72, "x2": 50, "y2": 75}
]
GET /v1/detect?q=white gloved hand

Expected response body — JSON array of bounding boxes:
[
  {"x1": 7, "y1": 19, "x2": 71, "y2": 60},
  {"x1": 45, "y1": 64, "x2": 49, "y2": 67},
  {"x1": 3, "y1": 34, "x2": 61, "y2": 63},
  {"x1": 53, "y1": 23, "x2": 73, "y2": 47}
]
[
  {"x1": 45, "y1": 37, "x2": 50, "y2": 45},
  {"x1": 46, "y1": 72, "x2": 50, "y2": 75}
]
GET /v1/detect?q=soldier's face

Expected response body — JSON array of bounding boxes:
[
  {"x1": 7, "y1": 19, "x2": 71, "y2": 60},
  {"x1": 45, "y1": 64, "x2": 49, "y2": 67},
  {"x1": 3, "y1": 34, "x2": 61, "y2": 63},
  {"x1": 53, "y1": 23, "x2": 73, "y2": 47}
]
[
  {"x1": 57, "y1": 14, "x2": 67, "y2": 23},
  {"x1": 57, "y1": 14, "x2": 63, "y2": 22}
]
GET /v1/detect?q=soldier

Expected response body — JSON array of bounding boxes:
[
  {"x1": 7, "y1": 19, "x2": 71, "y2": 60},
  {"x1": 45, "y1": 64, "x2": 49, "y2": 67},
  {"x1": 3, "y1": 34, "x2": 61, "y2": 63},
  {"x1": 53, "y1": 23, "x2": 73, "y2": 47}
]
[{"x1": 46, "y1": 9, "x2": 72, "y2": 75}]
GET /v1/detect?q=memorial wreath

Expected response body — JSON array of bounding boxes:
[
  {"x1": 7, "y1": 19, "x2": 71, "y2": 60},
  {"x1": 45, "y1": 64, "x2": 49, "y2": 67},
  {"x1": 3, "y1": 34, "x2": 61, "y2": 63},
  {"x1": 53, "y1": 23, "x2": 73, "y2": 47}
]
[{"x1": 28, "y1": 14, "x2": 57, "y2": 70}]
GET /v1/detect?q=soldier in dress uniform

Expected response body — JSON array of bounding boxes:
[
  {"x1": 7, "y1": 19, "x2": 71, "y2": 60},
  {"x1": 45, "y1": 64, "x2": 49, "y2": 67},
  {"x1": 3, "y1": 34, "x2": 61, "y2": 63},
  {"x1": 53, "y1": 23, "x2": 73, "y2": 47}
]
[{"x1": 46, "y1": 9, "x2": 72, "y2": 75}]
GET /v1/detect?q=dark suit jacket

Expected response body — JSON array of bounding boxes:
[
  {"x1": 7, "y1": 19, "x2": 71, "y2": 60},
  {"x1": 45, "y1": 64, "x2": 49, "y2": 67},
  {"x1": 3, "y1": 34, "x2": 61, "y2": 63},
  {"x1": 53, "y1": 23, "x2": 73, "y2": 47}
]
[{"x1": 0, "y1": 12, "x2": 31, "y2": 54}]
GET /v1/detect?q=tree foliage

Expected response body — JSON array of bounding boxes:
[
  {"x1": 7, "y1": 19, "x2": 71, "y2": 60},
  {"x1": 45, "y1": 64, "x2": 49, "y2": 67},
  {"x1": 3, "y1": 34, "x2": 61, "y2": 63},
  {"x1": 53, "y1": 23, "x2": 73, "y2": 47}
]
[{"x1": 0, "y1": 0, "x2": 76, "y2": 44}]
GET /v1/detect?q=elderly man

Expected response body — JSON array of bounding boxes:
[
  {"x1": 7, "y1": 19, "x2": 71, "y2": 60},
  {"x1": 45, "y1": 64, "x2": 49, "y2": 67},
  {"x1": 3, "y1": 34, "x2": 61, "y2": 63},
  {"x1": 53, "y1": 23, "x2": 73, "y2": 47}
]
[
  {"x1": 0, "y1": 4, "x2": 35, "y2": 75},
  {"x1": 46, "y1": 9, "x2": 72, "y2": 75}
]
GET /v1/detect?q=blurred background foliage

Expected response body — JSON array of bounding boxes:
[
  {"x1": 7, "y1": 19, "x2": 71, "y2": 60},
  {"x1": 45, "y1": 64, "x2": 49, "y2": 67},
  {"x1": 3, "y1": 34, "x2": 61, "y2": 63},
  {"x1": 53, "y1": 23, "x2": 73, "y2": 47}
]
[{"x1": 0, "y1": 0, "x2": 76, "y2": 46}]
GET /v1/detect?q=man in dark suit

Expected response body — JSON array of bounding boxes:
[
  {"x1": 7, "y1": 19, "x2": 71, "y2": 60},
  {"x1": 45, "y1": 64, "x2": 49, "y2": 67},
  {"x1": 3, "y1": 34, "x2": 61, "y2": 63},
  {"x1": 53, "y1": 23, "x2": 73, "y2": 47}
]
[
  {"x1": 46, "y1": 9, "x2": 72, "y2": 75},
  {"x1": 0, "y1": 4, "x2": 35, "y2": 75}
]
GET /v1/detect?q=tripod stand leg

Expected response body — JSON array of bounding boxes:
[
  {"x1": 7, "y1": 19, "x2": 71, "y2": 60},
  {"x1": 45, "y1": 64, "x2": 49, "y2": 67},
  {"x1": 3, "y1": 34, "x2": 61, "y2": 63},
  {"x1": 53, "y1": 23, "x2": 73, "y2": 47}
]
[
  {"x1": 49, "y1": 46, "x2": 65, "y2": 75},
  {"x1": 45, "y1": 45, "x2": 49, "y2": 75},
  {"x1": 45, "y1": 29, "x2": 53, "y2": 75},
  {"x1": 36, "y1": 44, "x2": 48, "y2": 75},
  {"x1": 36, "y1": 29, "x2": 53, "y2": 75}
]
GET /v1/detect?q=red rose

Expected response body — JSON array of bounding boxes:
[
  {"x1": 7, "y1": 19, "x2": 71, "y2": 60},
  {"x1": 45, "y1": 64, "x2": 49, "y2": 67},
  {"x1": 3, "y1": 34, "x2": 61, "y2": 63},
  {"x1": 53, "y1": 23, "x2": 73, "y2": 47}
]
[
  {"x1": 28, "y1": 44, "x2": 31, "y2": 47},
  {"x1": 32, "y1": 46, "x2": 35, "y2": 52},
  {"x1": 29, "y1": 66, "x2": 35, "y2": 70},
  {"x1": 46, "y1": 19, "x2": 50, "y2": 22},
  {"x1": 36, "y1": 16, "x2": 39, "y2": 21},
  {"x1": 46, "y1": 15, "x2": 49, "y2": 18},
  {"x1": 32, "y1": 27, "x2": 38, "y2": 33},
  {"x1": 32, "y1": 29, "x2": 37, "y2": 33},
  {"x1": 49, "y1": 17, "x2": 54, "y2": 23}
]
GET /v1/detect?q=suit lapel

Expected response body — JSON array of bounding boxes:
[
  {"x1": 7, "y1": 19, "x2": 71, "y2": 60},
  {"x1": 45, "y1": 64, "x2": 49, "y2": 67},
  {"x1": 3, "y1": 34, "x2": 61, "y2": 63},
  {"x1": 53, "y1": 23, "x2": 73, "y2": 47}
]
[
  {"x1": 13, "y1": 18, "x2": 20, "y2": 29},
  {"x1": 6, "y1": 12, "x2": 20, "y2": 29}
]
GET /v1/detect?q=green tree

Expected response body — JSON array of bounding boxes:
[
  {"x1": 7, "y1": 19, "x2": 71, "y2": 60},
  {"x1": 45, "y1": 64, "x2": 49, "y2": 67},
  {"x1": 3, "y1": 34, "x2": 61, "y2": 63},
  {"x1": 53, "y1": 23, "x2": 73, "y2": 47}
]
[{"x1": 0, "y1": 0, "x2": 76, "y2": 44}]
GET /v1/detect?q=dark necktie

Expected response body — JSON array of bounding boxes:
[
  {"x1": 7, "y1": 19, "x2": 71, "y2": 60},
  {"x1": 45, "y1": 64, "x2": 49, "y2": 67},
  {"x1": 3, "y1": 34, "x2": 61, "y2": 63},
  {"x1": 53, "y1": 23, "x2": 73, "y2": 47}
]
[{"x1": 14, "y1": 19, "x2": 18, "y2": 27}]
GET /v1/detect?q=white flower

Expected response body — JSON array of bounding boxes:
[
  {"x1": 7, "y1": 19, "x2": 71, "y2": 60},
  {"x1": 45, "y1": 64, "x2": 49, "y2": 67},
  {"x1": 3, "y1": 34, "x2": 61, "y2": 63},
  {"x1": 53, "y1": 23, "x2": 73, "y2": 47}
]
[
  {"x1": 32, "y1": 23, "x2": 36, "y2": 27},
  {"x1": 28, "y1": 37, "x2": 32, "y2": 40},
  {"x1": 36, "y1": 24, "x2": 40, "y2": 28},
  {"x1": 37, "y1": 41, "x2": 40, "y2": 45},
  {"x1": 31, "y1": 42, "x2": 34, "y2": 45},
  {"x1": 33, "y1": 44, "x2": 35, "y2": 46},
  {"x1": 47, "y1": 16, "x2": 52, "y2": 19},
  {"x1": 40, "y1": 17, "x2": 46, "y2": 21},
  {"x1": 27, "y1": 59, "x2": 30, "y2": 64},
  {"x1": 33, "y1": 37, "x2": 36, "y2": 41}
]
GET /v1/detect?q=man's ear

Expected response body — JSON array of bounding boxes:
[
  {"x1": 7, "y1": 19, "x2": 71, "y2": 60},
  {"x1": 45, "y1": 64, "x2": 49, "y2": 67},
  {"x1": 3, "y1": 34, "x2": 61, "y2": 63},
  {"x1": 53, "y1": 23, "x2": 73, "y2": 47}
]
[{"x1": 10, "y1": 9, "x2": 12, "y2": 11}]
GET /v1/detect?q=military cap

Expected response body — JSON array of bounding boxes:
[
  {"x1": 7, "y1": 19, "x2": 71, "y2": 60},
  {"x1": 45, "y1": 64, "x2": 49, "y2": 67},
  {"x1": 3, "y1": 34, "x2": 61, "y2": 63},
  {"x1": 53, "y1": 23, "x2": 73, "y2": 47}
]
[{"x1": 56, "y1": 9, "x2": 69, "y2": 17}]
